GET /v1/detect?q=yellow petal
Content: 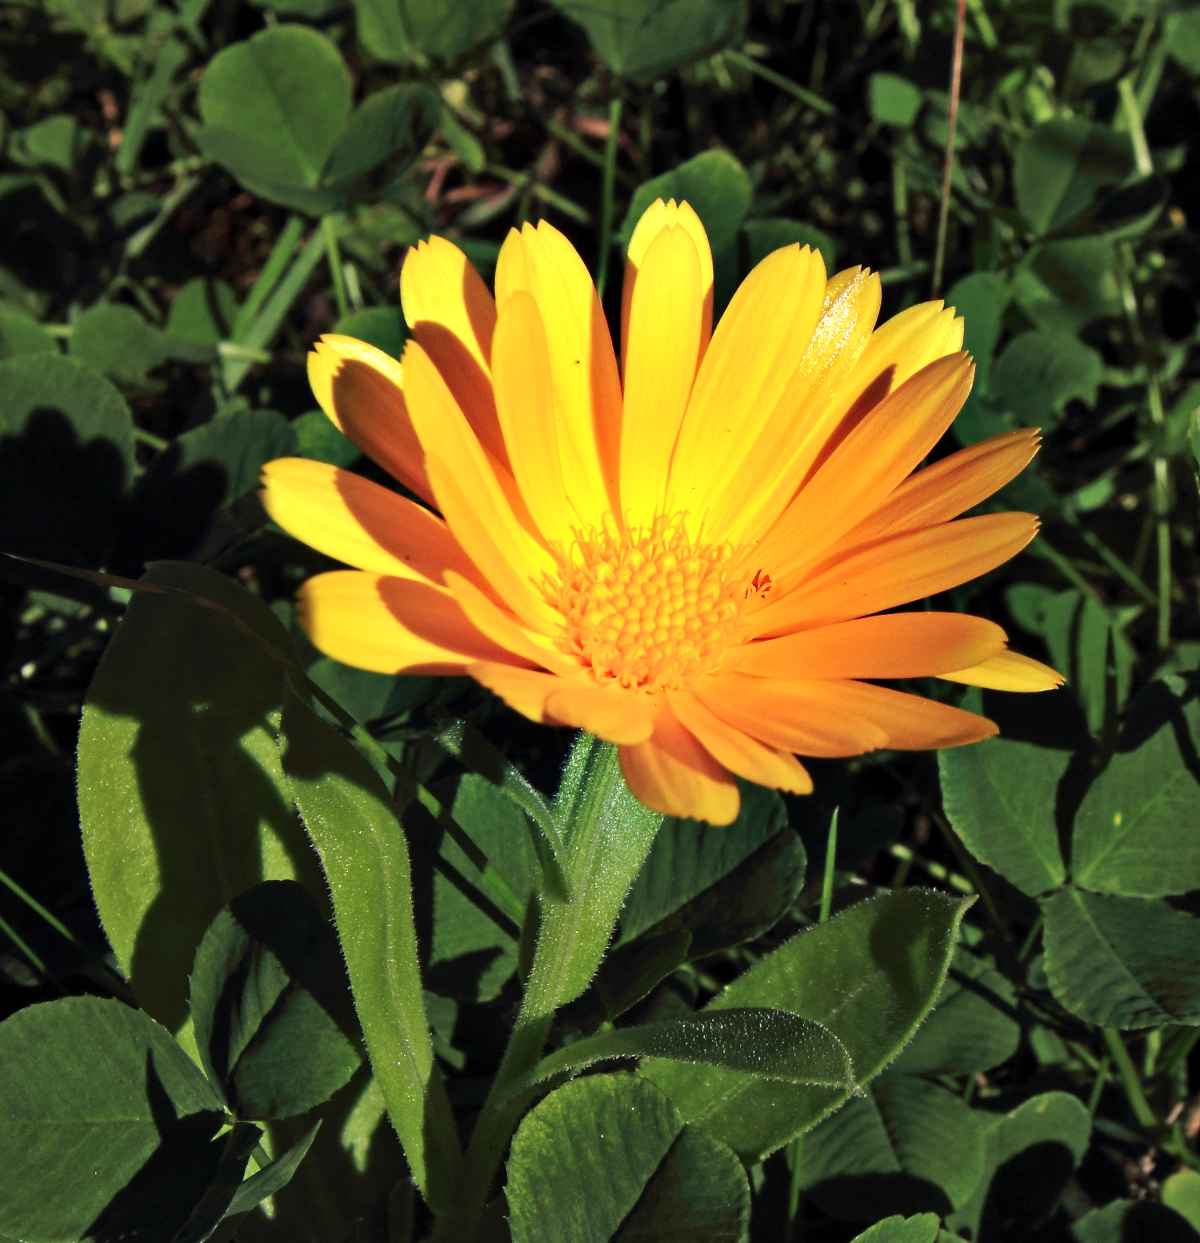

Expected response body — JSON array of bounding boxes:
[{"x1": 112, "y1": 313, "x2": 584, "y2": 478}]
[
  {"x1": 491, "y1": 290, "x2": 577, "y2": 544},
  {"x1": 469, "y1": 662, "x2": 562, "y2": 724},
  {"x1": 619, "y1": 701, "x2": 740, "y2": 825},
  {"x1": 620, "y1": 221, "x2": 705, "y2": 524},
  {"x1": 668, "y1": 690, "x2": 813, "y2": 795},
  {"x1": 442, "y1": 570, "x2": 576, "y2": 674},
  {"x1": 621, "y1": 198, "x2": 713, "y2": 373},
  {"x1": 495, "y1": 220, "x2": 621, "y2": 527},
  {"x1": 401, "y1": 339, "x2": 558, "y2": 628},
  {"x1": 399, "y1": 236, "x2": 507, "y2": 467},
  {"x1": 299, "y1": 571, "x2": 512, "y2": 674},
  {"x1": 751, "y1": 353, "x2": 975, "y2": 585},
  {"x1": 802, "y1": 679, "x2": 999, "y2": 749},
  {"x1": 692, "y1": 674, "x2": 888, "y2": 756},
  {"x1": 851, "y1": 428, "x2": 1042, "y2": 542},
  {"x1": 733, "y1": 612, "x2": 1007, "y2": 679},
  {"x1": 755, "y1": 512, "x2": 1039, "y2": 634},
  {"x1": 711, "y1": 265, "x2": 883, "y2": 545},
  {"x1": 307, "y1": 335, "x2": 431, "y2": 504},
  {"x1": 261, "y1": 457, "x2": 474, "y2": 584},
  {"x1": 939, "y1": 649, "x2": 1065, "y2": 692},
  {"x1": 665, "y1": 243, "x2": 827, "y2": 526}
]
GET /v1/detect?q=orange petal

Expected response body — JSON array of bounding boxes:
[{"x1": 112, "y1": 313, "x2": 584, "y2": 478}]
[
  {"x1": 939, "y1": 649, "x2": 1065, "y2": 692},
  {"x1": 665, "y1": 243, "x2": 827, "y2": 526},
  {"x1": 261, "y1": 458, "x2": 474, "y2": 584},
  {"x1": 668, "y1": 690, "x2": 813, "y2": 795},
  {"x1": 299, "y1": 571, "x2": 514, "y2": 675},
  {"x1": 851, "y1": 428, "x2": 1042, "y2": 542},
  {"x1": 800, "y1": 679, "x2": 999, "y2": 749},
  {"x1": 307, "y1": 335, "x2": 431, "y2": 504},
  {"x1": 756, "y1": 512, "x2": 1039, "y2": 633},
  {"x1": 751, "y1": 353, "x2": 975, "y2": 584},
  {"x1": 622, "y1": 198, "x2": 713, "y2": 374},
  {"x1": 399, "y1": 236, "x2": 506, "y2": 467},
  {"x1": 735, "y1": 612, "x2": 1007, "y2": 678},
  {"x1": 619, "y1": 701, "x2": 739, "y2": 825},
  {"x1": 711, "y1": 265, "x2": 883, "y2": 545},
  {"x1": 401, "y1": 339, "x2": 558, "y2": 628},
  {"x1": 544, "y1": 683, "x2": 657, "y2": 745},
  {"x1": 469, "y1": 662, "x2": 562, "y2": 724},
  {"x1": 619, "y1": 221, "x2": 705, "y2": 524},
  {"x1": 692, "y1": 674, "x2": 888, "y2": 757},
  {"x1": 442, "y1": 570, "x2": 576, "y2": 675},
  {"x1": 491, "y1": 290, "x2": 577, "y2": 544},
  {"x1": 495, "y1": 220, "x2": 621, "y2": 526}
]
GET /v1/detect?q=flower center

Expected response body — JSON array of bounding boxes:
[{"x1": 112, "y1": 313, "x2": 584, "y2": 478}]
[{"x1": 550, "y1": 516, "x2": 763, "y2": 692}]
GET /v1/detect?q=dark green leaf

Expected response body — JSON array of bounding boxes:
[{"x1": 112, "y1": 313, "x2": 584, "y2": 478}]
[
  {"x1": 550, "y1": 0, "x2": 744, "y2": 83},
  {"x1": 623, "y1": 151, "x2": 752, "y2": 254},
  {"x1": 293, "y1": 409, "x2": 361, "y2": 468},
  {"x1": 1072, "y1": 685, "x2": 1200, "y2": 897},
  {"x1": 322, "y1": 85, "x2": 439, "y2": 187},
  {"x1": 939, "y1": 733, "x2": 1069, "y2": 897},
  {"x1": 355, "y1": 0, "x2": 514, "y2": 66},
  {"x1": 991, "y1": 330, "x2": 1103, "y2": 426},
  {"x1": 333, "y1": 306, "x2": 409, "y2": 359},
  {"x1": 1041, "y1": 887, "x2": 1200, "y2": 1027},
  {"x1": 742, "y1": 217, "x2": 837, "y2": 274},
  {"x1": 0, "y1": 312, "x2": 58, "y2": 357},
  {"x1": 945, "y1": 273, "x2": 1008, "y2": 394},
  {"x1": 78, "y1": 562, "x2": 317, "y2": 1030},
  {"x1": 1070, "y1": 1200, "x2": 1200, "y2": 1242},
  {"x1": 278, "y1": 682, "x2": 461, "y2": 1213},
  {"x1": 225, "y1": 1121, "x2": 322, "y2": 1219},
  {"x1": 1014, "y1": 118, "x2": 1134, "y2": 234},
  {"x1": 792, "y1": 1076, "x2": 988, "y2": 1222},
  {"x1": 0, "y1": 353, "x2": 135, "y2": 565},
  {"x1": 166, "y1": 279, "x2": 239, "y2": 347},
  {"x1": 643, "y1": 889, "x2": 972, "y2": 1160},
  {"x1": 506, "y1": 1074, "x2": 749, "y2": 1243},
  {"x1": 619, "y1": 784, "x2": 805, "y2": 957},
  {"x1": 1165, "y1": 8, "x2": 1200, "y2": 73},
  {"x1": 850, "y1": 1217, "x2": 941, "y2": 1243},
  {"x1": 190, "y1": 881, "x2": 360, "y2": 1120},
  {"x1": 69, "y1": 303, "x2": 169, "y2": 384},
  {"x1": 0, "y1": 996, "x2": 223, "y2": 1242},
  {"x1": 1012, "y1": 237, "x2": 1123, "y2": 333},
  {"x1": 1163, "y1": 1170, "x2": 1200, "y2": 1233}
]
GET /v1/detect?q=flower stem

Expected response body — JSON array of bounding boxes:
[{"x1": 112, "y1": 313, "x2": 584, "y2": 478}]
[
  {"x1": 436, "y1": 735, "x2": 662, "y2": 1239},
  {"x1": 595, "y1": 94, "x2": 624, "y2": 299}
]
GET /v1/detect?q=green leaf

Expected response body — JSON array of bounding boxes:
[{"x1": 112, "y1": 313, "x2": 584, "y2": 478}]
[
  {"x1": 1014, "y1": 118, "x2": 1135, "y2": 234},
  {"x1": 333, "y1": 305, "x2": 409, "y2": 358},
  {"x1": 0, "y1": 353, "x2": 135, "y2": 565},
  {"x1": 991, "y1": 329, "x2": 1103, "y2": 426},
  {"x1": 355, "y1": 0, "x2": 514, "y2": 66},
  {"x1": 0, "y1": 996, "x2": 223, "y2": 1242},
  {"x1": 850, "y1": 1217, "x2": 941, "y2": 1243},
  {"x1": 77, "y1": 562, "x2": 317, "y2": 1030},
  {"x1": 868, "y1": 74, "x2": 922, "y2": 127},
  {"x1": 505, "y1": 1074, "x2": 749, "y2": 1243},
  {"x1": 891, "y1": 942, "x2": 1020, "y2": 1076},
  {"x1": 195, "y1": 26, "x2": 351, "y2": 211},
  {"x1": 293, "y1": 409, "x2": 361, "y2": 468},
  {"x1": 939, "y1": 733, "x2": 1069, "y2": 897},
  {"x1": 1163, "y1": 1170, "x2": 1200, "y2": 1233},
  {"x1": 618, "y1": 784, "x2": 805, "y2": 957},
  {"x1": 1013, "y1": 237, "x2": 1124, "y2": 333},
  {"x1": 133, "y1": 409, "x2": 296, "y2": 556},
  {"x1": 623, "y1": 150, "x2": 753, "y2": 255},
  {"x1": 947, "y1": 1091, "x2": 1090, "y2": 1241},
  {"x1": 945, "y1": 272, "x2": 1008, "y2": 394},
  {"x1": 643, "y1": 888, "x2": 972, "y2": 1161},
  {"x1": 166, "y1": 278, "x2": 239, "y2": 346},
  {"x1": 0, "y1": 312, "x2": 58, "y2": 357},
  {"x1": 1072, "y1": 685, "x2": 1200, "y2": 897},
  {"x1": 1070, "y1": 1201, "x2": 1200, "y2": 1242},
  {"x1": 1165, "y1": 8, "x2": 1200, "y2": 73},
  {"x1": 278, "y1": 681, "x2": 461, "y2": 1213},
  {"x1": 792, "y1": 1076, "x2": 987, "y2": 1221},
  {"x1": 69, "y1": 302, "x2": 170, "y2": 384},
  {"x1": 1041, "y1": 887, "x2": 1200, "y2": 1027},
  {"x1": 524, "y1": 1009, "x2": 853, "y2": 1097},
  {"x1": 168, "y1": 1122, "x2": 265, "y2": 1243},
  {"x1": 322, "y1": 84, "x2": 439, "y2": 187},
  {"x1": 190, "y1": 881, "x2": 361, "y2": 1120},
  {"x1": 226, "y1": 1121, "x2": 322, "y2": 1220},
  {"x1": 549, "y1": 0, "x2": 745, "y2": 83},
  {"x1": 742, "y1": 217, "x2": 838, "y2": 275}
]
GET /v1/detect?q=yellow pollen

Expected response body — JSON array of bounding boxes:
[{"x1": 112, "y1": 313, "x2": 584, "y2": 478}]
[{"x1": 549, "y1": 516, "x2": 751, "y2": 692}]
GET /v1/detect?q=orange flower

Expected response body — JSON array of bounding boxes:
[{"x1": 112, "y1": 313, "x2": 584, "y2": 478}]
[{"x1": 262, "y1": 199, "x2": 1061, "y2": 825}]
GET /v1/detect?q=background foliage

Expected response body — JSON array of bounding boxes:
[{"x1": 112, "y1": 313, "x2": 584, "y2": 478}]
[{"x1": 1, "y1": 0, "x2": 1199, "y2": 1239}]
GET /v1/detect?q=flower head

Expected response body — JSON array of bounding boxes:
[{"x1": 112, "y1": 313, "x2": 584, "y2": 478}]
[{"x1": 262, "y1": 199, "x2": 1061, "y2": 824}]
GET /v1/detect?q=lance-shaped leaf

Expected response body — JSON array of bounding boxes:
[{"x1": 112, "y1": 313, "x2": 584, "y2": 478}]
[{"x1": 278, "y1": 681, "x2": 461, "y2": 1212}]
